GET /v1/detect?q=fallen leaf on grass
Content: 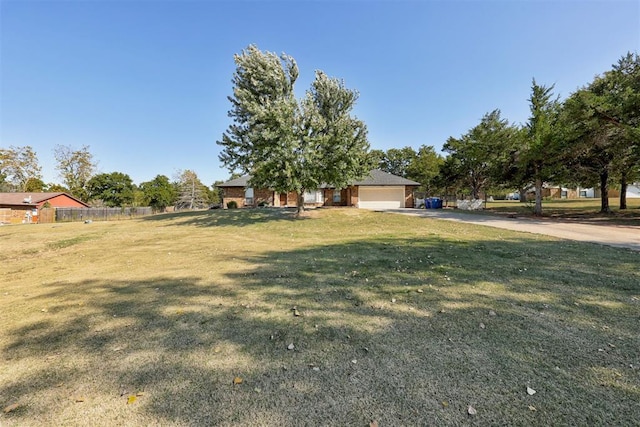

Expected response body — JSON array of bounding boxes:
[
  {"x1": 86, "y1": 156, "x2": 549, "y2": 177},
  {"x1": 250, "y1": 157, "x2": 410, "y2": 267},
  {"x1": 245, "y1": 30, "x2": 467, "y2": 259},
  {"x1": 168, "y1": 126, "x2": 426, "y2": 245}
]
[
  {"x1": 468, "y1": 405, "x2": 477, "y2": 415},
  {"x1": 489, "y1": 310, "x2": 496, "y2": 316},
  {"x1": 293, "y1": 309, "x2": 301, "y2": 317},
  {"x1": 441, "y1": 401, "x2": 449, "y2": 408},
  {"x1": 127, "y1": 395, "x2": 137, "y2": 404},
  {"x1": 287, "y1": 343, "x2": 295, "y2": 350},
  {"x1": 528, "y1": 405, "x2": 537, "y2": 411},
  {"x1": 527, "y1": 387, "x2": 536, "y2": 395},
  {"x1": 3, "y1": 403, "x2": 20, "y2": 414},
  {"x1": 136, "y1": 391, "x2": 145, "y2": 397},
  {"x1": 233, "y1": 377, "x2": 243, "y2": 385},
  {"x1": 479, "y1": 323, "x2": 486, "y2": 329},
  {"x1": 75, "y1": 397, "x2": 85, "y2": 403},
  {"x1": 370, "y1": 421, "x2": 379, "y2": 427}
]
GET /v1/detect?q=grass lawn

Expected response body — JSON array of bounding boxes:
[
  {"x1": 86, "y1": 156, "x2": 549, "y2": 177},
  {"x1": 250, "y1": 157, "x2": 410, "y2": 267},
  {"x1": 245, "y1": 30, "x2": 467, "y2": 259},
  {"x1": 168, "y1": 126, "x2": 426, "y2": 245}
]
[
  {"x1": 1, "y1": 208, "x2": 639, "y2": 426},
  {"x1": 483, "y1": 198, "x2": 640, "y2": 225}
]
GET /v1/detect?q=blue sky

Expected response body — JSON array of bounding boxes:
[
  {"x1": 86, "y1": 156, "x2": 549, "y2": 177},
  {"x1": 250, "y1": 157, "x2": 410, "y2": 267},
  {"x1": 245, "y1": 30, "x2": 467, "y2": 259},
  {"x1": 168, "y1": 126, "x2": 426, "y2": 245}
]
[{"x1": 1, "y1": 0, "x2": 639, "y2": 187}]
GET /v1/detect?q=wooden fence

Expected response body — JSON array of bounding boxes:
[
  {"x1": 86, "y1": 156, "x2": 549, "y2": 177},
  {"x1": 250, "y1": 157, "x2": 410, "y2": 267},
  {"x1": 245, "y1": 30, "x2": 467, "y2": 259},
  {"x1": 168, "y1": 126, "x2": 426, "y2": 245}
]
[
  {"x1": 38, "y1": 208, "x2": 55, "y2": 224},
  {"x1": 54, "y1": 207, "x2": 153, "y2": 222}
]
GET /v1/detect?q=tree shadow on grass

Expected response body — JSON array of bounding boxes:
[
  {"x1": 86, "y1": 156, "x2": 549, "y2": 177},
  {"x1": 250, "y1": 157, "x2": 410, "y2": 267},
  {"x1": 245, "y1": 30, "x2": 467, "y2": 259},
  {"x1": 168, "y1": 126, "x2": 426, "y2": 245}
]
[
  {"x1": 140, "y1": 208, "x2": 307, "y2": 228},
  {"x1": 1, "y1": 238, "x2": 639, "y2": 426}
]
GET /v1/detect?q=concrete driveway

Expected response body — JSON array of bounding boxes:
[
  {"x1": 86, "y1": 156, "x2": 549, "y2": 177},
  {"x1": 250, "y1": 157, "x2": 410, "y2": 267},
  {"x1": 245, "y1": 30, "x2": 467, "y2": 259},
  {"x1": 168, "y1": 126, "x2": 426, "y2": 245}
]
[{"x1": 384, "y1": 208, "x2": 640, "y2": 251}]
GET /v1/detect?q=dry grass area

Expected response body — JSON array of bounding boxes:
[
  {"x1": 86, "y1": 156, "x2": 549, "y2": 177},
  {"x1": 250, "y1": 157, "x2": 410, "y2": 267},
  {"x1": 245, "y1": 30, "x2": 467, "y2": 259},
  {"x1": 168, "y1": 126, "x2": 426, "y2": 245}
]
[{"x1": 1, "y1": 208, "x2": 639, "y2": 426}]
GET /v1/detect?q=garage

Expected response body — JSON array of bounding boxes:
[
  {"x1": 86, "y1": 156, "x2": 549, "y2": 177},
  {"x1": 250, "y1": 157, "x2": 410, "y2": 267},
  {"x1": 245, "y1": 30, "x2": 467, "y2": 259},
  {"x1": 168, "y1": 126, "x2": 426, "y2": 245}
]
[{"x1": 358, "y1": 186, "x2": 405, "y2": 209}]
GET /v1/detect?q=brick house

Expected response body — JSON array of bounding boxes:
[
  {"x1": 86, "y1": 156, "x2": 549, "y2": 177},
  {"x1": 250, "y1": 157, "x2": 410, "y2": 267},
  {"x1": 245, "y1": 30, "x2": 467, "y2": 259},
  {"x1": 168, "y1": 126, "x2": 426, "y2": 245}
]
[
  {"x1": 0, "y1": 192, "x2": 89, "y2": 224},
  {"x1": 217, "y1": 170, "x2": 420, "y2": 209}
]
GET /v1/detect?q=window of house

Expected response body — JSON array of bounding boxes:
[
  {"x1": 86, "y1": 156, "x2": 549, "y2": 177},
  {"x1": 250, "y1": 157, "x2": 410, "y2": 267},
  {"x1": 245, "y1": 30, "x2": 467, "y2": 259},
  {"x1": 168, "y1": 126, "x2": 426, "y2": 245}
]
[
  {"x1": 333, "y1": 190, "x2": 341, "y2": 203},
  {"x1": 304, "y1": 190, "x2": 323, "y2": 203},
  {"x1": 561, "y1": 190, "x2": 568, "y2": 199},
  {"x1": 245, "y1": 187, "x2": 254, "y2": 206},
  {"x1": 579, "y1": 190, "x2": 587, "y2": 198}
]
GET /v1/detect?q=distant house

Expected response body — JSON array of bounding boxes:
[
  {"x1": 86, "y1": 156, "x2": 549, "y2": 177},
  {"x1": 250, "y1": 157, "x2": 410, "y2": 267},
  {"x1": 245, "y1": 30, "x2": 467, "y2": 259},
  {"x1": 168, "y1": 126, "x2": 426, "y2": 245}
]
[
  {"x1": 0, "y1": 192, "x2": 89, "y2": 224},
  {"x1": 542, "y1": 186, "x2": 596, "y2": 199},
  {"x1": 217, "y1": 170, "x2": 420, "y2": 210},
  {"x1": 542, "y1": 184, "x2": 640, "y2": 200}
]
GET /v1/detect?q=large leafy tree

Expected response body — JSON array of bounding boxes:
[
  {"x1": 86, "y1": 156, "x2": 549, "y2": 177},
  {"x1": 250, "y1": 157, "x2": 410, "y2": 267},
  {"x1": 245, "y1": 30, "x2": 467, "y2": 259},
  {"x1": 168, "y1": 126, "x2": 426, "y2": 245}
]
[
  {"x1": 46, "y1": 183, "x2": 69, "y2": 193},
  {"x1": 561, "y1": 53, "x2": 640, "y2": 212},
  {"x1": 0, "y1": 145, "x2": 42, "y2": 192},
  {"x1": 608, "y1": 52, "x2": 640, "y2": 210},
  {"x1": 140, "y1": 174, "x2": 177, "y2": 212},
  {"x1": 367, "y1": 149, "x2": 386, "y2": 170},
  {"x1": 218, "y1": 45, "x2": 370, "y2": 214},
  {"x1": 24, "y1": 178, "x2": 46, "y2": 192},
  {"x1": 443, "y1": 110, "x2": 516, "y2": 199},
  {"x1": 378, "y1": 146, "x2": 417, "y2": 177},
  {"x1": 493, "y1": 125, "x2": 532, "y2": 202},
  {"x1": 86, "y1": 172, "x2": 135, "y2": 207},
  {"x1": 210, "y1": 180, "x2": 224, "y2": 206},
  {"x1": 433, "y1": 155, "x2": 464, "y2": 198},
  {"x1": 53, "y1": 145, "x2": 96, "y2": 201},
  {"x1": 405, "y1": 145, "x2": 444, "y2": 194}
]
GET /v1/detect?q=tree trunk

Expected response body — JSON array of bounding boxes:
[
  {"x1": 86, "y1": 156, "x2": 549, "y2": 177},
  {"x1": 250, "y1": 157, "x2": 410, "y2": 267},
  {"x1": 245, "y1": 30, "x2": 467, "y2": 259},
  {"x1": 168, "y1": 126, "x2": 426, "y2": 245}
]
[
  {"x1": 600, "y1": 170, "x2": 611, "y2": 213},
  {"x1": 534, "y1": 178, "x2": 543, "y2": 216},
  {"x1": 620, "y1": 173, "x2": 628, "y2": 210},
  {"x1": 471, "y1": 183, "x2": 479, "y2": 200},
  {"x1": 296, "y1": 192, "x2": 305, "y2": 216},
  {"x1": 519, "y1": 188, "x2": 527, "y2": 203}
]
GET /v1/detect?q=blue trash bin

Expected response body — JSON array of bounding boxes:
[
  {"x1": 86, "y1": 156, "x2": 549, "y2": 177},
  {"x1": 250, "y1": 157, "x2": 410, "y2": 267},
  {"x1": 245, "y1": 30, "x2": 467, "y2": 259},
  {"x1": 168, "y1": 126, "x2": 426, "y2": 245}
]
[
  {"x1": 425, "y1": 198, "x2": 432, "y2": 209},
  {"x1": 432, "y1": 197, "x2": 442, "y2": 209}
]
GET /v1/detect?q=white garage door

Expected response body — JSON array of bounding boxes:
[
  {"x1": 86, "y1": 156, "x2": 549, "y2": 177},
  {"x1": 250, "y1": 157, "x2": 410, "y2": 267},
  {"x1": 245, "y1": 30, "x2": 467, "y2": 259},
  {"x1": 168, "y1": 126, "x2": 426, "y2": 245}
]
[{"x1": 358, "y1": 186, "x2": 405, "y2": 209}]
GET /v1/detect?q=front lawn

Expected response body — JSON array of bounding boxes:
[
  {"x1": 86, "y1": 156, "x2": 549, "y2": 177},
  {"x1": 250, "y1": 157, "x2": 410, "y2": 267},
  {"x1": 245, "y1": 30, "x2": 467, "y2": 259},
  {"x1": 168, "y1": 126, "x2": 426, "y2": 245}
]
[
  {"x1": 1, "y1": 209, "x2": 638, "y2": 426},
  {"x1": 484, "y1": 198, "x2": 640, "y2": 225}
]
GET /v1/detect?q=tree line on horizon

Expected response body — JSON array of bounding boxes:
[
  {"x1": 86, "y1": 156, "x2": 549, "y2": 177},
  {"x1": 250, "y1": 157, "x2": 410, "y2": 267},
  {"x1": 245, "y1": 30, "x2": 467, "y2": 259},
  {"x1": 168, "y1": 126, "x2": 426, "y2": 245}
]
[
  {"x1": 367, "y1": 53, "x2": 639, "y2": 216},
  {"x1": 3, "y1": 48, "x2": 638, "y2": 216},
  {"x1": 0, "y1": 144, "x2": 222, "y2": 211},
  {"x1": 437, "y1": 51, "x2": 639, "y2": 215}
]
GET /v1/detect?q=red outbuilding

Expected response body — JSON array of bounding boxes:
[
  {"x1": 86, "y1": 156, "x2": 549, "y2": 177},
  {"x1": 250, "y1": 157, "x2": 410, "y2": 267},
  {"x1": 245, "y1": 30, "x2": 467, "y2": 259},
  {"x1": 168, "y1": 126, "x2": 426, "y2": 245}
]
[{"x1": 0, "y1": 192, "x2": 89, "y2": 224}]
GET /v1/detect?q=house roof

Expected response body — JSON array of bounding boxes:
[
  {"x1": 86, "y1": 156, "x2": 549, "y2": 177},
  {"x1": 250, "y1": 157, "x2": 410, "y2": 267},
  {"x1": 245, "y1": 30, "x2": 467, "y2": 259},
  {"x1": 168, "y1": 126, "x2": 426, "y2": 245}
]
[
  {"x1": 351, "y1": 169, "x2": 420, "y2": 186},
  {"x1": 217, "y1": 170, "x2": 420, "y2": 188},
  {"x1": 0, "y1": 192, "x2": 89, "y2": 207},
  {"x1": 217, "y1": 175, "x2": 252, "y2": 187}
]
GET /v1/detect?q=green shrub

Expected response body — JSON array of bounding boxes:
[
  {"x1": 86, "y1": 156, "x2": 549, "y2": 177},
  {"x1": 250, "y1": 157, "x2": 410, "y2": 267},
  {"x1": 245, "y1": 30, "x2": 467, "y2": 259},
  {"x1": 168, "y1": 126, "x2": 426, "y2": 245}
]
[{"x1": 226, "y1": 201, "x2": 238, "y2": 209}]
